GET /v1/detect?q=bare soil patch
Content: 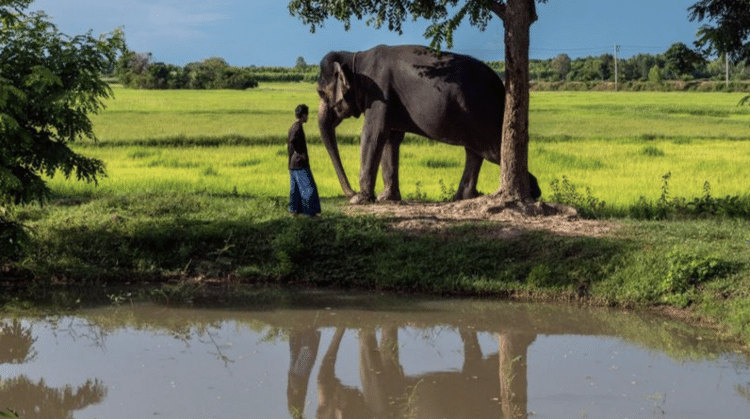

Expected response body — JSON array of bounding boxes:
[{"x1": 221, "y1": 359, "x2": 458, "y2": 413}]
[{"x1": 344, "y1": 196, "x2": 618, "y2": 239}]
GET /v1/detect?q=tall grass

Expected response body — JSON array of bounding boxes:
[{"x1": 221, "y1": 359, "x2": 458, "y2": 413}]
[{"x1": 55, "y1": 138, "x2": 750, "y2": 213}]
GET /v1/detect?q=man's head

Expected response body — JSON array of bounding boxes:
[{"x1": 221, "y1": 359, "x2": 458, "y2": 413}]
[{"x1": 295, "y1": 104, "x2": 309, "y2": 122}]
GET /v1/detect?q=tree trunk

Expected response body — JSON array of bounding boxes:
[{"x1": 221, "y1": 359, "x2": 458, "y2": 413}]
[{"x1": 493, "y1": 0, "x2": 536, "y2": 204}]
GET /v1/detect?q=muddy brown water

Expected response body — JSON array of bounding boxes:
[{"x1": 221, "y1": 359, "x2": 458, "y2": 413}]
[{"x1": 1, "y1": 294, "x2": 749, "y2": 419}]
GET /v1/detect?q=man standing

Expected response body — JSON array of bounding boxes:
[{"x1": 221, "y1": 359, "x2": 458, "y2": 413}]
[{"x1": 288, "y1": 104, "x2": 321, "y2": 216}]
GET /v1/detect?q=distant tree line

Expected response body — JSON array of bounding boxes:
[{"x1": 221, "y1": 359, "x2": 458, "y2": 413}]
[
  {"x1": 117, "y1": 43, "x2": 750, "y2": 90},
  {"x1": 116, "y1": 52, "x2": 318, "y2": 89},
  {"x1": 489, "y1": 42, "x2": 750, "y2": 84}
]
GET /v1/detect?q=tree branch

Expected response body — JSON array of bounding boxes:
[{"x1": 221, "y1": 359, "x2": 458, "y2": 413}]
[{"x1": 492, "y1": 1, "x2": 506, "y2": 20}]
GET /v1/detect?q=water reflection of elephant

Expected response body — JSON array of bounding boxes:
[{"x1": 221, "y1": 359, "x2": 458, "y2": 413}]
[
  {"x1": 287, "y1": 326, "x2": 536, "y2": 419},
  {"x1": 0, "y1": 320, "x2": 107, "y2": 418}
]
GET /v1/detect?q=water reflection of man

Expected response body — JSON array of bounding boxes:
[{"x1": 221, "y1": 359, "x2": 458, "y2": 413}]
[{"x1": 287, "y1": 328, "x2": 321, "y2": 419}]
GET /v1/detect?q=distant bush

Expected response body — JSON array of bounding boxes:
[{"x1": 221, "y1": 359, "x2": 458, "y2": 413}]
[{"x1": 117, "y1": 52, "x2": 259, "y2": 90}]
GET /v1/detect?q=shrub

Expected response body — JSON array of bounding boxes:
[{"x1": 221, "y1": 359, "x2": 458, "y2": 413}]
[
  {"x1": 0, "y1": 217, "x2": 28, "y2": 263},
  {"x1": 660, "y1": 250, "x2": 735, "y2": 307},
  {"x1": 548, "y1": 175, "x2": 605, "y2": 218}
]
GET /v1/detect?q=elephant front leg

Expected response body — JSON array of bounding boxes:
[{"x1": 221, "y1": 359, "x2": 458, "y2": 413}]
[
  {"x1": 351, "y1": 139, "x2": 384, "y2": 204},
  {"x1": 377, "y1": 131, "x2": 404, "y2": 202},
  {"x1": 351, "y1": 105, "x2": 388, "y2": 204},
  {"x1": 454, "y1": 148, "x2": 484, "y2": 201}
]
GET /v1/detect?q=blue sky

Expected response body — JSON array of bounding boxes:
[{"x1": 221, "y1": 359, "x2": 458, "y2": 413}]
[{"x1": 30, "y1": 0, "x2": 704, "y2": 67}]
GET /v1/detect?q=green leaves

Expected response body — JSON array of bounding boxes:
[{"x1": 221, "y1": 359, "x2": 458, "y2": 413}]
[
  {"x1": 688, "y1": 0, "x2": 750, "y2": 62},
  {"x1": 0, "y1": 408, "x2": 19, "y2": 419},
  {"x1": 0, "y1": 1, "x2": 124, "y2": 206},
  {"x1": 288, "y1": 0, "x2": 498, "y2": 50}
]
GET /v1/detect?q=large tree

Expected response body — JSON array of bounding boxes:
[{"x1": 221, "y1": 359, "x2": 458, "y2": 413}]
[
  {"x1": 1, "y1": 0, "x2": 124, "y2": 258},
  {"x1": 663, "y1": 42, "x2": 706, "y2": 79},
  {"x1": 289, "y1": 0, "x2": 547, "y2": 205}
]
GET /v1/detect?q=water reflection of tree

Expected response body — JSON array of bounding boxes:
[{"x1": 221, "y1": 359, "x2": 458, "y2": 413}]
[
  {"x1": 0, "y1": 377, "x2": 106, "y2": 419},
  {"x1": 0, "y1": 320, "x2": 37, "y2": 364},
  {"x1": 1, "y1": 320, "x2": 107, "y2": 418}
]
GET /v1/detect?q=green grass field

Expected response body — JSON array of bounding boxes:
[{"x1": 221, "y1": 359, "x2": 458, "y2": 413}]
[{"x1": 59, "y1": 84, "x2": 750, "y2": 211}]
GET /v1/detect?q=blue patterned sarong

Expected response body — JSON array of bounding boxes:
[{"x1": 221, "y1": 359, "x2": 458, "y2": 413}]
[{"x1": 289, "y1": 167, "x2": 321, "y2": 215}]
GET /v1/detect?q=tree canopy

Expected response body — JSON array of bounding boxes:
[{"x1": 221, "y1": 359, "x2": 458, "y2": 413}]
[
  {"x1": 0, "y1": 0, "x2": 124, "y2": 206},
  {"x1": 289, "y1": 0, "x2": 513, "y2": 50},
  {"x1": 689, "y1": 0, "x2": 750, "y2": 62}
]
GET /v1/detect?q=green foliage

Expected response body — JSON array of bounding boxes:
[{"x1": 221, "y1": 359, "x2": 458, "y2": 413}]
[
  {"x1": 117, "y1": 52, "x2": 259, "y2": 90},
  {"x1": 438, "y1": 179, "x2": 455, "y2": 202},
  {"x1": 661, "y1": 250, "x2": 734, "y2": 307},
  {"x1": 407, "y1": 181, "x2": 427, "y2": 201},
  {"x1": 0, "y1": 408, "x2": 19, "y2": 418},
  {"x1": 663, "y1": 42, "x2": 706, "y2": 79},
  {"x1": 289, "y1": 0, "x2": 548, "y2": 51},
  {"x1": 0, "y1": 1, "x2": 124, "y2": 207},
  {"x1": 629, "y1": 173, "x2": 750, "y2": 220},
  {"x1": 550, "y1": 53, "x2": 572, "y2": 80},
  {"x1": 689, "y1": 0, "x2": 750, "y2": 63},
  {"x1": 648, "y1": 65, "x2": 663, "y2": 83},
  {"x1": 0, "y1": 215, "x2": 28, "y2": 263},
  {"x1": 548, "y1": 175, "x2": 605, "y2": 218}
]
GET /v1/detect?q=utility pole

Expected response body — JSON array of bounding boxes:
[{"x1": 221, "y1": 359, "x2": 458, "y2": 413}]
[
  {"x1": 726, "y1": 53, "x2": 729, "y2": 88},
  {"x1": 614, "y1": 44, "x2": 620, "y2": 91}
]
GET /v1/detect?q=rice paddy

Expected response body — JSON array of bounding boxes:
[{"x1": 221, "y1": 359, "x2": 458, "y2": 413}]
[{"x1": 54, "y1": 84, "x2": 750, "y2": 212}]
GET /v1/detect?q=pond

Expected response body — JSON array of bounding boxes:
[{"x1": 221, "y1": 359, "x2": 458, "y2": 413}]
[{"x1": 1, "y1": 293, "x2": 749, "y2": 419}]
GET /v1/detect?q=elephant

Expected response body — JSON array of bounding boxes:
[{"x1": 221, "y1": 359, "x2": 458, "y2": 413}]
[
  {"x1": 316, "y1": 44, "x2": 541, "y2": 204},
  {"x1": 310, "y1": 326, "x2": 535, "y2": 419}
]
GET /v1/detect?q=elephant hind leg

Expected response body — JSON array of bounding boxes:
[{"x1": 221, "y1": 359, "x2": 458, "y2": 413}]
[
  {"x1": 529, "y1": 172, "x2": 541, "y2": 200},
  {"x1": 454, "y1": 148, "x2": 483, "y2": 201}
]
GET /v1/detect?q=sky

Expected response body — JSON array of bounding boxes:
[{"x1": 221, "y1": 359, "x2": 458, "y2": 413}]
[{"x1": 29, "y1": 0, "x2": 706, "y2": 67}]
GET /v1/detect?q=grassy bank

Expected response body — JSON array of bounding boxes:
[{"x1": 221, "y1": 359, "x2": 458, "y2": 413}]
[
  {"x1": 3, "y1": 193, "x2": 750, "y2": 345},
  {"x1": 3, "y1": 85, "x2": 750, "y2": 347}
]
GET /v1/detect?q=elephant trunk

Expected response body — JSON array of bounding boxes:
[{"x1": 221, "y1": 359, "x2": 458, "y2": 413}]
[{"x1": 318, "y1": 100, "x2": 355, "y2": 198}]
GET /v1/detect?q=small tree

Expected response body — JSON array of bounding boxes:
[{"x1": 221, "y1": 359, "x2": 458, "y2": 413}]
[
  {"x1": 648, "y1": 65, "x2": 663, "y2": 83},
  {"x1": 0, "y1": 0, "x2": 124, "y2": 259},
  {"x1": 551, "y1": 53, "x2": 571, "y2": 81},
  {"x1": 295, "y1": 56, "x2": 308, "y2": 70}
]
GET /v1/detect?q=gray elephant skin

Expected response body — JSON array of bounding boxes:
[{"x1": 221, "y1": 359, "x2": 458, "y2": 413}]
[{"x1": 316, "y1": 44, "x2": 540, "y2": 204}]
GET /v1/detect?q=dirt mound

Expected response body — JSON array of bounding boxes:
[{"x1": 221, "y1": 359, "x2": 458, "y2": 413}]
[{"x1": 344, "y1": 196, "x2": 616, "y2": 239}]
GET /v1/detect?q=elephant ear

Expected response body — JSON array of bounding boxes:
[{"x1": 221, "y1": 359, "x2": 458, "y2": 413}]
[{"x1": 333, "y1": 61, "x2": 350, "y2": 105}]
